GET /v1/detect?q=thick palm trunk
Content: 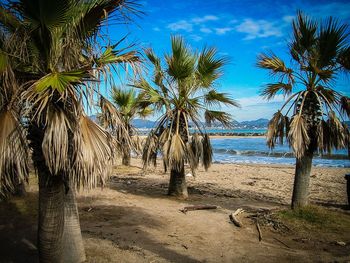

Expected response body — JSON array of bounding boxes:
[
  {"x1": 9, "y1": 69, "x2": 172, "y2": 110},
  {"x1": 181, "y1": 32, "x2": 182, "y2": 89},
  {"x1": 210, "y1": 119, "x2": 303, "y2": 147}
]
[
  {"x1": 62, "y1": 186, "x2": 86, "y2": 263},
  {"x1": 38, "y1": 174, "x2": 65, "y2": 263},
  {"x1": 168, "y1": 164, "x2": 188, "y2": 198},
  {"x1": 122, "y1": 150, "x2": 131, "y2": 166},
  {"x1": 291, "y1": 150, "x2": 313, "y2": 209}
]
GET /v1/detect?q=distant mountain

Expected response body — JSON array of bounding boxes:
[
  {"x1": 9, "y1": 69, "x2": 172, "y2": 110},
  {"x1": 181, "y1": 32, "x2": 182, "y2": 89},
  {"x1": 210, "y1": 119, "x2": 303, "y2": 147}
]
[
  {"x1": 131, "y1": 119, "x2": 156, "y2": 128},
  {"x1": 131, "y1": 118, "x2": 269, "y2": 129},
  {"x1": 236, "y1": 118, "x2": 269, "y2": 129}
]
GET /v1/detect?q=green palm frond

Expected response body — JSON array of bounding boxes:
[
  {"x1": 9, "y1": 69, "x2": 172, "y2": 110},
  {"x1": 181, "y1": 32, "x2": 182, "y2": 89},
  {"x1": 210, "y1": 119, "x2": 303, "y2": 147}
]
[
  {"x1": 204, "y1": 110, "x2": 232, "y2": 127},
  {"x1": 34, "y1": 70, "x2": 89, "y2": 93},
  {"x1": 318, "y1": 17, "x2": 348, "y2": 68},
  {"x1": 260, "y1": 83, "x2": 293, "y2": 100},
  {"x1": 196, "y1": 46, "x2": 226, "y2": 88},
  {"x1": 257, "y1": 53, "x2": 293, "y2": 79},
  {"x1": 166, "y1": 35, "x2": 196, "y2": 80},
  {"x1": 0, "y1": 5, "x2": 21, "y2": 32},
  {"x1": 337, "y1": 46, "x2": 350, "y2": 70},
  {"x1": 204, "y1": 90, "x2": 240, "y2": 108}
]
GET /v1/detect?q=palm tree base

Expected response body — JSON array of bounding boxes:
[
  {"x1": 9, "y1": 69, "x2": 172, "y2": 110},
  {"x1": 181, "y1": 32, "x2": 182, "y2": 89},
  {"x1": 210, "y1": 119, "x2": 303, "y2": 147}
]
[
  {"x1": 291, "y1": 152, "x2": 313, "y2": 209},
  {"x1": 168, "y1": 167, "x2": 188, "y2": 199}
]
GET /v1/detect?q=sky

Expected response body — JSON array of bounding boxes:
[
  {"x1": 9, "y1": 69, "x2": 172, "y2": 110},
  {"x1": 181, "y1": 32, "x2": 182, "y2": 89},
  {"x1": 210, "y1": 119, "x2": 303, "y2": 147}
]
[{"x1": 109, "y1": 0, "x2": 350, "y2": 121}]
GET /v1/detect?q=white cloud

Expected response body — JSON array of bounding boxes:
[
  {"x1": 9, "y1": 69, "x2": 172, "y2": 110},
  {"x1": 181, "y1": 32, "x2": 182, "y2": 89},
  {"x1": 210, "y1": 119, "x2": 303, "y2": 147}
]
[
  {"x1": 192, "y1": 15, "x2": 219, "y2": 24},
  {"x1": 152, "y1": 27, "x2": 160, "y2": 31},
  {"x1": 190, "y1": 34, "x2": 203, "y2": 42},
  {"x1": 200, "y1": 27, "x2": 212, "y2": 33},
  {"x1": 167, "y1": 20, "x2": 193, "y2": 32},
  {"x1": 235, "y1": 19, "x2": 282, "y2": 40},
  {"x1": 222, "y1": 95, "x2": 286, "y2": 121},
  {"x1": 215, "y1": 27, "x2": 234, "y2": 35}
]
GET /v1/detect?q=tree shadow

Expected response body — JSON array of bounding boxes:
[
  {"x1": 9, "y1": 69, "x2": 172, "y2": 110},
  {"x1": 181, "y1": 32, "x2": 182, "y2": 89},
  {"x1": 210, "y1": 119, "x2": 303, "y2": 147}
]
[
  {"x1": 107, "y1": 174, "x2": 286, "y2": 212},
  {"x1": 0, "y1": 193, "x2": 38, "y2": 262},
  {"x1": 78, "y1": 202, "x2": 199, "y2": 263}
]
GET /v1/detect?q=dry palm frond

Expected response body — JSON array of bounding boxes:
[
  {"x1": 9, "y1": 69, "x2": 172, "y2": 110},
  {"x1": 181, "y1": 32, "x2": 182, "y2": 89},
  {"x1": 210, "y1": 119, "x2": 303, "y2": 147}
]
[
  {"x1": 0, "y1": 110, "x2": 29, "y2": 197},
  {"x1": 186, "y1": 133, "x2": 203, "y2": 176},
  {"x1": 202, "y1": 134, "x2": 212, "y2": 171},
  {"x1": 168, "y1": 133, "x2": 185, "y2": 172},
  {"x1": 340, "y1": 96, "x2": 350, "y2": 118},
  {"x1": 267, "y1": 111, "x2": 286, "y2": 149},
  {"x1": 41, "y1": 108, "x2": 70, "y2": 175},
  {"x1": 288, "y1": 115, "x2": 310, "y2": 158},
  {"x1": 326, "y1": 111, "x2": 345, "y2": 151},
  {"x1": 142, "y1": 131, "x2": 158, "y2": 169},
  {"x1": 71, "y1": 115, "x2": 116, "y2": 190},
  {"x1": 316, "y1": 120, "x2": 325, "y2": 153}
]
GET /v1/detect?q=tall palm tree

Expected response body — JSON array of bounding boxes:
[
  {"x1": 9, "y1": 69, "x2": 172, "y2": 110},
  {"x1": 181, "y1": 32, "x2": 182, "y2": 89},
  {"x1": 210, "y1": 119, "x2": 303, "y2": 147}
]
[
  {"x1": 134, "y1": 36, "x2": 239, "y2": 198},
  {"x1": 0, "y1": 0, "x2": 139, "y2": 261},
  {"x1": 257, "y1": 12, "x2": 350, "y2": 209},
  {"x1": 110, "y1": 86, "x2": 153, "y2": 165}
]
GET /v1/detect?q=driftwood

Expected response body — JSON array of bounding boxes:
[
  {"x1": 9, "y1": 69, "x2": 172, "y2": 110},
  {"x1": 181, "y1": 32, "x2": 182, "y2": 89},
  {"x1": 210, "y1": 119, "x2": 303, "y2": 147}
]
[
  {"x1": 180, "y1": 205, "x2": 218, "y2": 214},
  {"x1": 256, "y1": 219, "x2": 262, "y2": 241},
  {"x1": 229, "y1": 208, "x2": 244, "y2": 227}
]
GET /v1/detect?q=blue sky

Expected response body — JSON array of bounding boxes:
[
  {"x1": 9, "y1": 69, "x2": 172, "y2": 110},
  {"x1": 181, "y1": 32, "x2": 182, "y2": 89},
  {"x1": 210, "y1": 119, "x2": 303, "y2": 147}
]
[{"x1": 110, "y1": 0, "x2": 350, "y2": 121}]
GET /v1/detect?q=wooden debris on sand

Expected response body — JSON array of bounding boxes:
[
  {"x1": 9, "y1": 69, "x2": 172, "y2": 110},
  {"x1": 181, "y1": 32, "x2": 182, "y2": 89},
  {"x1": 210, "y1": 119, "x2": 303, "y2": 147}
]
[
  {"x1": 229, "y1": 208, "x2": 244, "y2": 227},
  {"x1": 180, "y1": 205, "x2": 218, "y2": 214}
]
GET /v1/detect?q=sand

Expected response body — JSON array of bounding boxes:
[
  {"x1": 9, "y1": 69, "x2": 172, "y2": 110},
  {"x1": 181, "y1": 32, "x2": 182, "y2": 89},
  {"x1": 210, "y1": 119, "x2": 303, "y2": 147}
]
[
  {"x1": 1, "y1": 158, "x2": 349, "y2": 262},
  {"x1": 78, "y1": 159, "x2": 350, "y2": 262}
]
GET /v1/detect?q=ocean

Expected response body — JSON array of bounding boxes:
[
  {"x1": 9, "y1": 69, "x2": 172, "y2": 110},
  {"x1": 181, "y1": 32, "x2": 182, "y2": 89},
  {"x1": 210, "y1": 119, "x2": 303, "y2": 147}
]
[{"x1": 211, "y1": 137, "x2": 350, "y2": 168}]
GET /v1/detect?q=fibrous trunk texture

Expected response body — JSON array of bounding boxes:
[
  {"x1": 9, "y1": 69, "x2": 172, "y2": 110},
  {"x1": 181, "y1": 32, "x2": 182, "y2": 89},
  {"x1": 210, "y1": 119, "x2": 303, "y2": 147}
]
[
  {"x1": 291, "y1": 150, "x2": 313, "y2": 209},
  {"x1": 62, "y1": 185, "x2": 86, "y2": 263},
  {"x1": 122, "y1": 150, "x2": 131, "y2": 166},
  {"x1": 168, "y1": 165, "x2": 188, "y2": 198}
]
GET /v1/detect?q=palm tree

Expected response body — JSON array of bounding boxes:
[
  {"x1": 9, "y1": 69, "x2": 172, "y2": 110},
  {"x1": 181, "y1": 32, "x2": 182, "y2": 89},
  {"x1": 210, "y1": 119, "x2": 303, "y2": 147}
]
[
  {"x1": 0, "y1": 0, "x2": 139, "y2": 261},
  {"x1": 257, "y1": 12, "x2": 350, "y2": 209},
  {"x1": 110, "y1": 86, "x2": 153, "y2": 165},
  {"x1": 134, "y1": 36, "x2": 239, "y2": 198}
]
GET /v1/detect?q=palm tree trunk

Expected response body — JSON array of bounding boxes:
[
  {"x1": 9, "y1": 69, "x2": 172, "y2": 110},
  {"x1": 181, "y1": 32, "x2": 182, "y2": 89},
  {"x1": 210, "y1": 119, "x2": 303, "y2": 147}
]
[
  {"x1": 38, "y1": 173, "x2": 65, "y2": 263},
  {"x1": 291, "y1": 150, "x2": 313, "y2": 209},
  {"x1": 168, "y1": 164, "x2": 188, "y2": 198},
  {"x1": 62, "y1": 185, "x2": 86, "y2": 263},
  {"x1": 122, "y1": 150, "x2": 131, "y2": 166}
]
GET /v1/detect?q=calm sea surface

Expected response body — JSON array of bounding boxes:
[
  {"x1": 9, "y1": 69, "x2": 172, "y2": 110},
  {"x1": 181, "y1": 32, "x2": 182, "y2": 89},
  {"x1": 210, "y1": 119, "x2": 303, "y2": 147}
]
[{"x1": 211, "y1": 137, "x2": 350, "y2": 168}]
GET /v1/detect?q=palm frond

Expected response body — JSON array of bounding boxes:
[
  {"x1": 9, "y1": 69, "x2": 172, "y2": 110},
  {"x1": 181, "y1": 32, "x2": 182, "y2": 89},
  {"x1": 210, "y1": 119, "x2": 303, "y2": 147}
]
[
  {"x1": 0, "y1": 110, "x2": 29, "y2": 198},
  {"x1": 202, "y1": 134, "x2": 212, "y2": 171},
  {"x1": 204, "y1": 110, "x2": 232, "y2": 127},
  {"x1": 41, "y1": 108, "x2": 70, "y2": 175},
  {"x1": 204, "y1": 90, "x2": 240, "y2": 108},
  {"x1": 142, "y1": 131, "x2": 158, "y2": 169},
  {"x1": 266, "y1": 111, "x2": 287, "y2": 149},
  {"x1": 196, "y1": 46, "x2": 227, "y2": 88},
  {"x1": 260, "y1": 82, "x2": 292, "y2": 100},
  {"x1": 71, "y1": 115, "x2": 116, "y2": 190},
  {"x1": 257, "y1": 53, "x2": 294, "y2": 81},
  {"x1": 288, "y1": 114, "x2": 310, "y2": 158},
  {"x1": 340, "y1": 96, "x2": 350, "y2": 118}
]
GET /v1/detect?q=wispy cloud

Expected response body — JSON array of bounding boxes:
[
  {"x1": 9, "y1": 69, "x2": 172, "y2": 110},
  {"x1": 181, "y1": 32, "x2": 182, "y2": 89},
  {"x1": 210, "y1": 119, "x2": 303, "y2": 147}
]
[
  {"x1": 215, "y1": 27, "x2": 234, "y2": 35},
  {"x1": 192, "y1": 15, "x2": 219, "y2": 24},
  {"x1": 167, "y1": 20, "x2": 193, "y2": 32},
  {"x1": 152, "y1": 27, "x2": 161, "y2": 32},
  {"x1": 200, "y1": 27, "x2": 213, "y2": 33},
  {"x1": 235, "y1": 19, "x2": 283, "y2": 40}
]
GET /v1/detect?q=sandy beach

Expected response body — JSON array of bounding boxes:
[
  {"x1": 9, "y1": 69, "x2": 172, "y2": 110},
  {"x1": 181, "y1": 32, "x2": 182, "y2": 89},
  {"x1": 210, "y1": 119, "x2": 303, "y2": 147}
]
[{"x1": 1, "y1": 159, "x2": 349, "y2": 262}]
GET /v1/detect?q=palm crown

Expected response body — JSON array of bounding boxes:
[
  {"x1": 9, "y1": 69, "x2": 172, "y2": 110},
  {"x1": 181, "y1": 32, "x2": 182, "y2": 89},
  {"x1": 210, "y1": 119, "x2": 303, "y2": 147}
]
[
  {"x1": 257, "y1": 12, "x2": 350, "y2": 158},
  {"x1": 0, "y1": 0, "x2": 139, "y2": 194},
  {"x1": 134, "y1": 36, "x2": 239, "y2": 175}
]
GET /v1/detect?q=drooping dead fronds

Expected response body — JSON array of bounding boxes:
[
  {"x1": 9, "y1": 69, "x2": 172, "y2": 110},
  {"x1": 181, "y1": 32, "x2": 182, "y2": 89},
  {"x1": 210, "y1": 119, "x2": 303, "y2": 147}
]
[
  {"x1": 186, "y1": 133, "x2": 203, "y2": 176},
  {"x1": 142, "y1": 131, "x2": 158, "y2": 169},
  {"x1": 168, "y1": 133, "x2": 185, "y2": 172},
  {"x1": 266, "y1": 111, "x2": 288, "y2": 149},
  {"x1": 326, "y1": 111, "x2": 345, "y2": 151},
  {"x1": 288, "y1": 115, "x2": 310, "y2": 158},
  {"x1": 42, "y1": 108, "x2": 71, "y2": 176},
  {"x1": 0, "y1": 110, "x2": 29, "y2": 197},
  {"x1": 202, "y1": 134, "x2": 212, "y2": 171},
  {"x1": 71, "y1": 115, "x2": 116, "y2": 190}
]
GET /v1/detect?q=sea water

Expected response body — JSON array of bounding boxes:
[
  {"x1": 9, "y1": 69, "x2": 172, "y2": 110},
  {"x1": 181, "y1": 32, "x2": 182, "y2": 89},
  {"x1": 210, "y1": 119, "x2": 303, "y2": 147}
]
[{"x1": 211, "y1": 137, "x2": 350, "y2": 168}]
